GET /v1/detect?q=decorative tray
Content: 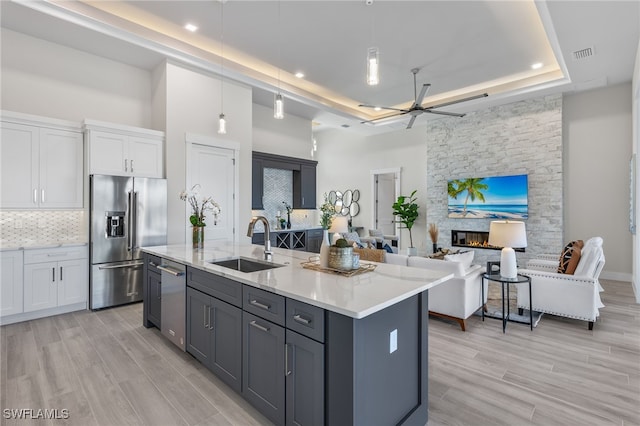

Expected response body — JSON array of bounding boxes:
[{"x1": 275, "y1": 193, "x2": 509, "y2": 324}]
[{"x1": 300, "y1": 260, "x2": 377, "y2": 277}]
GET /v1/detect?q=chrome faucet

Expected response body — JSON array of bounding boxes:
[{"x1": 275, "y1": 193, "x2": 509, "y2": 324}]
[{"x1": 247, "y1": 216, "x2": 272, "y2": 260}]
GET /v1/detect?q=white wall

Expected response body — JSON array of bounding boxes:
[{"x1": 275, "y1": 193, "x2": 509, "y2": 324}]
[
  {"x1": 252, "y1": 103, "x2": 313, "y2": 159},
  {"x1": 1, "y1": 29, "x2": 152, "y2": 127},
  {"x1": 315, "y1": 128, "x2": 428, "y2": 252},
  {"x1": 161, "y1": 62, "x2": 253, "y2": 244},
  {"x1": 632, "y1": 38, "x2": 640, "y2": 301},
  {"x1": 563, "y1": 83, "x2": 633, "y2": 281}
]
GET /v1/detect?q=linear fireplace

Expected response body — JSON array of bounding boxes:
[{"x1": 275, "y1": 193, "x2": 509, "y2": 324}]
[{"x1": 451, "y1": 230, "x2": 525, "y2": 252}]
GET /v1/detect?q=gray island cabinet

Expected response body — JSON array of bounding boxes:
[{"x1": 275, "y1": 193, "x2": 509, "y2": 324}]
[{"x1": 142, "y1": 243, "x2": 451, "y2": 426}]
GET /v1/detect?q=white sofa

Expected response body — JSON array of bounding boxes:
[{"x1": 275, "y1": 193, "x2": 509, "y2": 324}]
[
  {"x1": 516, "y1": 237, "x2": 606, "y2": 330},
  {"x1": 380, "y1": 252, "x2": 486, "y2": 331}
]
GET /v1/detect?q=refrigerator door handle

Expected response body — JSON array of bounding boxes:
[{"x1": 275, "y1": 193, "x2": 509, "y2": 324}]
[
  {"x1": 131, "y1": 191, "x2": 138, "y2": 249},
  {"x1": 127, "y1": 191, "x2": 133, "y2": 251}
]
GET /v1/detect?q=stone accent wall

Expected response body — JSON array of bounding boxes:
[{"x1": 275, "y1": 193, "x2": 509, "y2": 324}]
[{"x1": 426, "y1": 94, "x2": 563, "y2": 269}]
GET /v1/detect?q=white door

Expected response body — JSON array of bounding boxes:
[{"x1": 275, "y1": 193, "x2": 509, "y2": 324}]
[
  {"x1": 375, "y1": 173, "x2": 397, "y2": 236},
  {"x1": 189, "y1": 144, "x2": 235, "y2": 243}
]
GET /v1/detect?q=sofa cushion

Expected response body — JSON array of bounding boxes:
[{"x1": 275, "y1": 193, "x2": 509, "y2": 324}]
[
  {"x1": 574, "y1": 246, "x2": 603, "y2": 277},
  {"x1": 557, "y1": 240, "x2": 583, "y2": 274},
  {"x1": 408, "y1": 256, "x2": 466, "y2": 277},
  {"x1": 444, "y1": 251, "x2": 474, "y2": 271}
]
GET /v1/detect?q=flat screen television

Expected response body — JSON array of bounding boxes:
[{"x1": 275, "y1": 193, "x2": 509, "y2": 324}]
[{"x1": 447, "y1": 174, "x2": 528, "y2": 219}]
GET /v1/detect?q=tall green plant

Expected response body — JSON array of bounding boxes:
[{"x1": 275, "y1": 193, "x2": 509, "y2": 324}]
[{"x1": 392, "y1": 190, "x2": 419, "y2": 248}]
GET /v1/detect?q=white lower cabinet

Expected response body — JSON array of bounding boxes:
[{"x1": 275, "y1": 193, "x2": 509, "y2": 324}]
[
  {"x1": 0, "y1": 251, "x2": 24, "y2": 317},
  {"x1": 23, "y1": 247, "x2": 88, "y2": 313}
]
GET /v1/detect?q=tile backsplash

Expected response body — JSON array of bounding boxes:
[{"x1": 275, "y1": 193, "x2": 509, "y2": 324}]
[{"x1": 0, "y1": 210, "x2": 87, "y2": 247}]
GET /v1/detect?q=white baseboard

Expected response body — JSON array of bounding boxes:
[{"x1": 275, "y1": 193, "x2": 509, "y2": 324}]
[
  {"x1": 0, "y1": 302, "x2": 87, "y2": 326},
  {"x1": 601, "y1": 271, "x2": 632, "y2": 282}
]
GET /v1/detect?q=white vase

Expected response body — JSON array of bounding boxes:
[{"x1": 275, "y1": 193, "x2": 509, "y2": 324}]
[
  {"x1": 407, "y1": 247, "x2": 418, "y2": 256},
  {"x1": 319, "y1": 229, "x2": 330, "y2": 268}
]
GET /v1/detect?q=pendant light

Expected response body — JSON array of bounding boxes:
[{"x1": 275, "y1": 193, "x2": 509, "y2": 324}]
[
  {"x1": 366, "y1": 1, "x2": 379, "y2": 86},
  {"x1": 218, "y1": 0, "x2": 227, "y2": 134},
  {"x1": 274, "y1": 1, "x2": 285, "y2": 119}
]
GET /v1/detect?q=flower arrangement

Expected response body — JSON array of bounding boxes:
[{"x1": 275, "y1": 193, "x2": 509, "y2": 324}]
[
  {"x1": 319, "y1": 192, "x2": 336, "y2": 230},
  {"x1": 282, "y1": 201, "x2": 293, "y2": 215},
  {"x1": 179, "y1": 184, "x2": 220, "y2": 227}
]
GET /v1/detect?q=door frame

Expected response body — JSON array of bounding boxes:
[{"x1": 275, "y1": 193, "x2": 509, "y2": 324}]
[
  {"x1": 370, "y1": 167, "x2": 401, "y2": 241},
  {"x1": 185, "y1": 132, "x2": 240, "y2": 243}
]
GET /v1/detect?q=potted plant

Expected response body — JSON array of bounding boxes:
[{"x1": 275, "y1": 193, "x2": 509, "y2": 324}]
[
  {"x1": 392, "y1": 190, "x2": 419, "y2": 256},
  {"x1": 328, "y1": 238, "x2": 353, "y2": 271},
  {"x1": 179, "y1": 184, "x2": 220, "y2": 249}
]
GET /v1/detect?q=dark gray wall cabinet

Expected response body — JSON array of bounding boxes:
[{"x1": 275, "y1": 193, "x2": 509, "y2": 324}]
[{"x1": 252, "y1": 151, "x2": 317, "y2": 211}]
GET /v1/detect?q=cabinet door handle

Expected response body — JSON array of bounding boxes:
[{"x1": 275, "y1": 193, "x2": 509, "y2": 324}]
[
  {"x1": 249, "y1": 320, "x2": 269, "y2": 333},
  {"x1": 59, "y1": 267, "x2": 63, "y2": 281},
  {"x1": 302, "y1": 197, "x2": 305, "y2": 206},
  {"x1": 249, "y1": 299, "x2": 271, "y2": 311},
  {"x1": 33, "y1": 189, "x2": 37, "y2": 204},
  {"x1": 149, "y1": 261, "x2": 158, "y2": 267},
  {"x1": 131, "y1": 160, "x2": 134, "y2": 173},
  {"x1": 41, "y1": 189, "x2": 45, "y2": 203},
  {"x1": 124, "y1": 159, "x2": 128, "y2": 172},
  {"x1": 284, "y1": 343, "x2": 292, "y2": 376},
  {"x1": 203, "y1": 305, "x2": 209, "y2": 329},
  {"x1": 208, "y1": 306, "x2": 214, "y2": 330},
  {"x1": 293, "y1": 314, "x2": 311, "y2": 325},
  {"x1": 52, "y1": 267, "x2": 55, "y2": 282}
]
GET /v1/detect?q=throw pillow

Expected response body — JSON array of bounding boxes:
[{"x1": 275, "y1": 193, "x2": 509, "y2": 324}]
[
  {"x1": 444, "y1": 250, "x2": 474, "y2": 271},
  {"x1": 344, "y1": 231, "x2": 365, "y2": 248},
  {"x1": 557, "y1": 240, "x2": 584, "y2": 274}
]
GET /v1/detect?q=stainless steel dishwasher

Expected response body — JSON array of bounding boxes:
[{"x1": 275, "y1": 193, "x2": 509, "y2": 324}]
[{"x1": 157, "y1": 260, "x2": 186, "y2": 351}]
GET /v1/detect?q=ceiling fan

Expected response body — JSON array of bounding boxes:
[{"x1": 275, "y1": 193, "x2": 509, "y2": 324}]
[{"x1": 359, "y1": 68, "x2": 489, "y2": 129}]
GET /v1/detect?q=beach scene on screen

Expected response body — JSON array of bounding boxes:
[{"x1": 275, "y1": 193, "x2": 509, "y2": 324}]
[{"x1": 447, "y1": 174, "x2": 528, "y2": 219}]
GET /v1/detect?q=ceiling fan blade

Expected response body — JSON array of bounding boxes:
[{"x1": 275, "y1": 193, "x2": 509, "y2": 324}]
[
  {"x1": 414, "y1": 84, "x2": 431, "y2": 107},
  {"x1": 425, "y1": 110, "x2": 466, "y2": 117},
  {"x1": 406, "y1": 115, "x2": 417, "y2": 129},
  {"x1": 360, "y1": 111, "x2": 406, "y2": 124},
  {"x1": 359, "y1": 104, "x2": 408, "y2": 112},
  {"x1": 427, "y1": 93, "x2": 488, "y2": 110}
]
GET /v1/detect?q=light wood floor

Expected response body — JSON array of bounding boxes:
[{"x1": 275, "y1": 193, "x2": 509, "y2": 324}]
[{"x1": 1, "y1": 279, "x2": 638, "y2": 426}]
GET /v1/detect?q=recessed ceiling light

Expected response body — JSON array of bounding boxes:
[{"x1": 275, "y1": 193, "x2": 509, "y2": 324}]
[
  {"x1": 531, "y1": 62, "x2": 543, "y2": 70},
  {"x1": 185, "y1": 23, "x2": 198, "y2": 32},
  {"x1": 374, "y1": 107, "x2": 382, "y2": 111},
  {"x1": 294, "y1": 72, "x2": 305, "y2": 79}
]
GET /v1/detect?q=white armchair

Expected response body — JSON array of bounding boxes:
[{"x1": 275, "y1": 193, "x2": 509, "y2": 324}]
[
  {"x1": 407, "y1": 256, "x2": 486, "y2": 331},
  {"x1": 516, "y1": 237, "x2": 605, "y2": 330}
]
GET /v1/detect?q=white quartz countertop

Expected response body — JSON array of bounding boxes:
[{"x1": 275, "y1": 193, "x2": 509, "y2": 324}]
[
  {"x1": 142, "y1": 242, "x2": 452, "y2": 319},
  {"x1": 0, "y1": 241, "x2": 88, "y2": 252}
]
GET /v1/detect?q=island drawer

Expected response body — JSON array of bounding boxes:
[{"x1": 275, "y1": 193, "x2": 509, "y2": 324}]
[
  {"x1": 187, "y1": 267, "x2": 243, "y2": 308},
  {"x1": 243, "y1": 286, "x2": 285, "y2": 326},
  {"x1": 286, "y1": 299, "x2": 325, "y2": 342},
  {"x1": 24, "y1": 246, "x2": 87, "y2": 264}
]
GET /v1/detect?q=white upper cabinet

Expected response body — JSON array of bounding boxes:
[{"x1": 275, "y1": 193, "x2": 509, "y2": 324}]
[
  {"x1": 1, "y1": 112, "x2": 84, "y2": 209},
  {"x1": 85, "y1": 120, "x2": 164, "y2": 178}
]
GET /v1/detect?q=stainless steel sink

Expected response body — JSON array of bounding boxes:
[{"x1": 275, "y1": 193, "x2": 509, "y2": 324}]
[{"x1": 209, "y1": 257, "x2": 284, "y2": 273}]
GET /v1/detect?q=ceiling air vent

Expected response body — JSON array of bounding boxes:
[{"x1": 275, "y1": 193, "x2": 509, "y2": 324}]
[{"x1": 572, "y1": 47, "x2": 594, "y2": 61}]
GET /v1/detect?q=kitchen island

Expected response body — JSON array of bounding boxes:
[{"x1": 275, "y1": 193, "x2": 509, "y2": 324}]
[{"x1": 142, "y1": 242, "x2": 452, "y2": 426}]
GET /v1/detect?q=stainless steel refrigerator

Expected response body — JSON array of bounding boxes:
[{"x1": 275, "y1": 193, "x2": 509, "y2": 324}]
[{"x1": 90, "y1": 174, "x2": 167, "y2": 310}]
